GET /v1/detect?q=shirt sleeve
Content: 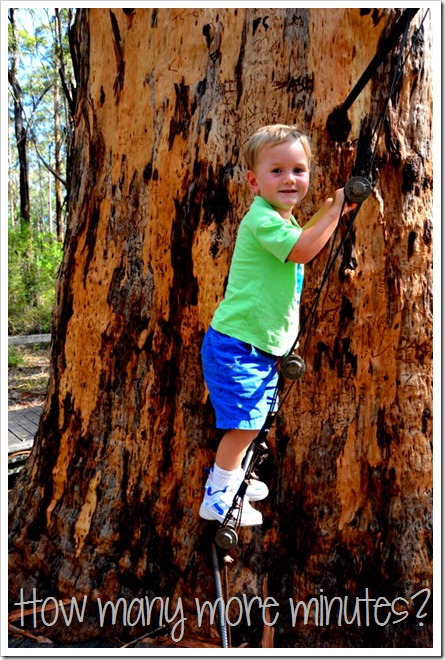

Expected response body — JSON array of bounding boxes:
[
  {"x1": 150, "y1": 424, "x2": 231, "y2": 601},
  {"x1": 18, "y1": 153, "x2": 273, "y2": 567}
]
[{"x1": 252, "y1": 210, "x2": 302, "y2": 263}]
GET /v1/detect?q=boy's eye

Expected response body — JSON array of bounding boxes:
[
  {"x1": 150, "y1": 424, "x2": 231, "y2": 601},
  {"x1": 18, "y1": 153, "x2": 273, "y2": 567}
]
[{"x1": 272, "y1": 168, "x2": 282, "y2": 173}]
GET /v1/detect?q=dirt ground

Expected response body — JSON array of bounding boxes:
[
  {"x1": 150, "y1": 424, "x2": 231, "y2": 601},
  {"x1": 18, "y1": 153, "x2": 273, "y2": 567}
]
[{"x1": 8, "y1": 343, "x2": 50, "y2": 410}]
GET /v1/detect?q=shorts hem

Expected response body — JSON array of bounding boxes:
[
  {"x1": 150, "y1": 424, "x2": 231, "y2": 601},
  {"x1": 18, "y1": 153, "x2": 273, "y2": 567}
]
[{"x1": 215, "y1": 417, "x2": 265, "y2": 431}]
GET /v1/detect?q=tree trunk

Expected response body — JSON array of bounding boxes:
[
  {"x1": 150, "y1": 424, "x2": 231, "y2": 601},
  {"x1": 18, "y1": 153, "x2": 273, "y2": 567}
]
[
  {"x1": 8, "y1": 8, "x2": 30, "y2": 226},
  {"x1": 53, "y1": 7, "x2": 68, "y2": 241},
  {"x1": 9, "y1": 8, "x2": 433, "y2": 648},
  {"x1": 8, "y1": 110, "x2": 18, "y2": 225},
  {"x1": 52, "y1": 44, "x2": 63, "y2": 239}
]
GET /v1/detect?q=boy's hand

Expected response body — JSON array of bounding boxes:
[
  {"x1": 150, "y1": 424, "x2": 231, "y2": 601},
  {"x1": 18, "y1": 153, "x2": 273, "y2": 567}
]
[
  {"x1": 290, "y1": 186, "x2": 358, "y2": 263},
  {"x1": 328, "y1": 188, "x2": 356, "y2": 215}
]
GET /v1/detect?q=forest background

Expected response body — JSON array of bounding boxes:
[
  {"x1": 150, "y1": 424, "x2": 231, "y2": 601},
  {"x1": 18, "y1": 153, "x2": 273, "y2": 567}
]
[{"x1": 7, "y1": 8, "x2": 74, "y2": 339}]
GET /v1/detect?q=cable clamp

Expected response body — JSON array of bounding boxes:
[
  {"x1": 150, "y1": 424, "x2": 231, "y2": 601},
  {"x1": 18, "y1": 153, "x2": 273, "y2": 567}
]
[{"x1": 344, "y1": 176, "x2": 372, "y2": 204}]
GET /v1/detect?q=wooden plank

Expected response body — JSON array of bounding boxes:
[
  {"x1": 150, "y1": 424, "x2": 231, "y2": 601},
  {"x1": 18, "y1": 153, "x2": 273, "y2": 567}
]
[
  {"x1": 8, "y1": 411, "x2": 38, "y2": 437},
  {"x1": 8, "y1": 429, "x2": 28, "y2": 445},
  {"x1": 8, "y1": 407, "x2": 42, "y2": 449},
  {"x1": 8, "y1": 418, "x2": 34, "y2": 444},
  {"x1": 8, "y1": 334, "x2": 51, "y2": 346},
  {"x1": 19, "y1": 406, "x2": 42, "y2": 425},
  {"x1": 8, "y1": 439, "x2": 34, "y2": 454}
]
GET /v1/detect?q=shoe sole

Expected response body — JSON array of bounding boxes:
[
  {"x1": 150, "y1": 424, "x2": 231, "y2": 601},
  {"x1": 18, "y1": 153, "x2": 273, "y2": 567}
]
[
  {"x1": 245, "y1": 480, "x2": 269, "y2": 502},
  {"x1": 199, "y1": 504, "x2": 263, "y2": 527},
  {"x1": 246, "y1": 487, "x2": 269, "y2": 502}
]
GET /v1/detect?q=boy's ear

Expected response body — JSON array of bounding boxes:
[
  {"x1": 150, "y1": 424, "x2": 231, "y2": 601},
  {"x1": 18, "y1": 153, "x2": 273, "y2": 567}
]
[{"x1": 246, "y1": 170, "x2": 259, "y2": 193}]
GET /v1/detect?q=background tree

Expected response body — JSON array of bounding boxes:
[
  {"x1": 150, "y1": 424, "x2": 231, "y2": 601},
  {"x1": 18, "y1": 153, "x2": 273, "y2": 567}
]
[
  {"x1": 8, "y1": 8, "x2": 30, "y2": 227},
  {"x1": 8, "y1": 8, "x2": 75, "y2": 335},
  {"x1": 8, "y1": 8, "x2": 433, "y2": 648},
  {"x1": 8, "y1": 7, "x2": 74, "y2": 235}
]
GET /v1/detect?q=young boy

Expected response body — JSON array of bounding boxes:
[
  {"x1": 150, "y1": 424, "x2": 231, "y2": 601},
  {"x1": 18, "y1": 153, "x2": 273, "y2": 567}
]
[{"x1": 199, "y1": 124, "x2": 353, "y2": 526}]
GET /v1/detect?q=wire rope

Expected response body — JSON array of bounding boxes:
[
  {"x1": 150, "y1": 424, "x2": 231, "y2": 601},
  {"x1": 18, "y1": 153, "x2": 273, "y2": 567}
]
[
  {"x1": 273, "y1": 8, "x2": 428, "y2": 418},
  {"x1": 214, "y1": 7, "x2": 429, "y2": 551}
]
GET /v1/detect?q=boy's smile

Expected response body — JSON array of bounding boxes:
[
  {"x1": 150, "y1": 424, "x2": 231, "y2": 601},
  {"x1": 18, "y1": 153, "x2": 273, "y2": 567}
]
[{"x1": 246, "y1": 140, "x2": 310, "y2": 219}]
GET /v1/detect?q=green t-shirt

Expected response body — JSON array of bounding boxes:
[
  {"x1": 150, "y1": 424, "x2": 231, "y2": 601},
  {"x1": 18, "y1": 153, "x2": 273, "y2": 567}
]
[{"x1": 211, "y1": 196, "x2": 304, "y2": 356}]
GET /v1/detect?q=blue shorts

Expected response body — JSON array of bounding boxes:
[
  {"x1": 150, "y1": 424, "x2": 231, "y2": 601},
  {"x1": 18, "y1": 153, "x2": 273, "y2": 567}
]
[{"x1": 201, "y1": 327, "x2": 279, "y2": 430}]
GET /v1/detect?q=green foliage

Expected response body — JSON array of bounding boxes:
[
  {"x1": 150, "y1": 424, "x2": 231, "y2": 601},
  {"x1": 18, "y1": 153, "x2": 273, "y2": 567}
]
[
  {"x1": 8, "y1": 346, "x2": 24, "y2": 368},
  {"x1": 8, "y1": 224, "x2": 63, "y2": 335},
  {"x1": 9, "y1": 8, "x2": 75, "y2": 234},
  {"x1": 9, "y1": 9, "x2": 75, "y2": 337}
]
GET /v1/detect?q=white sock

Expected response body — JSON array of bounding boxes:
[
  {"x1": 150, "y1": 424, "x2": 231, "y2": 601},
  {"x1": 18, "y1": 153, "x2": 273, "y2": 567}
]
[{"x1": 211, "y1": 464, "x2": 244, "y2": 489}]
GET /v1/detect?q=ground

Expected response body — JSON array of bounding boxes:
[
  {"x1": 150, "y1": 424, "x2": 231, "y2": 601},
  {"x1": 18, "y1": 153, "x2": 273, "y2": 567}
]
[{"x1": 8, "y1": 343, "x2": 50, "y2": 410}]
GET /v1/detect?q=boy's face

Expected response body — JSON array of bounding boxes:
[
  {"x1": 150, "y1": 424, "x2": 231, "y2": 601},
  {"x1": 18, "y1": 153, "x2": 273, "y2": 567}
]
[{"x1": 246, "y1": 140, "x2": 310, "y2": 219}]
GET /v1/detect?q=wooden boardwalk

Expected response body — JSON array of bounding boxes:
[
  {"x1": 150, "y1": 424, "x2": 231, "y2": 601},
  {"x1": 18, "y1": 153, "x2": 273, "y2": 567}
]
[
  {"x1": 8, "y1": 334, "x2": 48, "y2": 454},
  {"x1": 8, "y1": 406, "x2": 42, "y2": 453},
  {"x1": 8, "y1": 334, "x2": 51, "y2": 346},
  {"x1": 8, "y1": 407, "x2": 41, "y2": 487}
]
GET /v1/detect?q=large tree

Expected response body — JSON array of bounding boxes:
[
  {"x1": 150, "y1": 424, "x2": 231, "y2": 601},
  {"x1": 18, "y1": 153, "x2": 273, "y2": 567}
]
[{"x1": 9, "y1": 8, "x2": 433, "y2": 648}]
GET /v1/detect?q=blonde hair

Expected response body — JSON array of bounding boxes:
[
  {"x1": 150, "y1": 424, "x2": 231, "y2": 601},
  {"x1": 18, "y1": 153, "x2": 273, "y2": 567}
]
[{"x1": 243, "y1": 124, "x2": 311, "y2": 171}]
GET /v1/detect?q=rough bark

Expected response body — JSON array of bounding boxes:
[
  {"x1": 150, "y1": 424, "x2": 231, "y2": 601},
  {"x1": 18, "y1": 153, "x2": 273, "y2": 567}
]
[{"x1": 9, "y1": 8, "x2": 433, "y2": 648}]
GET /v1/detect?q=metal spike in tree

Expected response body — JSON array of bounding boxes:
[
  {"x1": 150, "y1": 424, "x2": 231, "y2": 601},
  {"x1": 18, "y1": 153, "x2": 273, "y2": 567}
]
[{"x1": 8, "y1": 8, "x2": 433, "y2": 648}]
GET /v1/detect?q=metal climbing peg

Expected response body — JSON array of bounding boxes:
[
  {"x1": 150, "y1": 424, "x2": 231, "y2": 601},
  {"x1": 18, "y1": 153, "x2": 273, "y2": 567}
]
[
  {"x1": 281, "y1": 353, "x2": 306, "y2": 380},
  {"x1": 215, "y1": 524, "x2": 238, "y2": 550},
  {"x1": 214, "y1": 437, "x2": 269, "y2": 549},
  {"x1": 344, "y1": 176, "x2": 372, "y2": 204}
]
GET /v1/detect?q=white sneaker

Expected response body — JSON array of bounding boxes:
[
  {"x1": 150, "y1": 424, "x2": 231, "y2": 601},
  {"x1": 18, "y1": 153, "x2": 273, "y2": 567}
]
[
  {"x1": 202, "y1": 466, "x2": 268, "y2": 502},
  {"x1": 245, "y1": 478, "x2": 269, "y2": 502},
  {"x1": 199, "y1": 482, "x2": 263, "y2": 526}
]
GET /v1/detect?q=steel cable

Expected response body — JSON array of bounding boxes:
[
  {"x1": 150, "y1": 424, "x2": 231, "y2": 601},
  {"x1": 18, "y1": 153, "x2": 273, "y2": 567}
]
[{"x1": 214, "y1": 8, "x2": 429, "y2": 549}]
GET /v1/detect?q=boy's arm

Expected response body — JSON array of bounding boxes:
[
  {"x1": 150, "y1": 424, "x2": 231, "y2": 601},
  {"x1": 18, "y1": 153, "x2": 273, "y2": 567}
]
[{"x1": 287, "y1": 188, "x2": 354, "y2": 264}]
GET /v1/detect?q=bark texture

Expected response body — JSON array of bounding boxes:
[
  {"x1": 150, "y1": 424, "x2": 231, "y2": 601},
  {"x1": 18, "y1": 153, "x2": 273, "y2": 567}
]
[{"x1": 9, "y1": 8, "x2": 433, "y2": 648}]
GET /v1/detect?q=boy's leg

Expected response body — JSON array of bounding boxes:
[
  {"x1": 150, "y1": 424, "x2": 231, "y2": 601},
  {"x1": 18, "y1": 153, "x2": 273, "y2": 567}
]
[
  {"x1": 199, "y1": 428, "x2": 267, "y2": 526},
  {"x1": 214, "y1": 428, "x2": 269, "y2": 501},
  {"x1": 199, "y1": 328, "x2": 275, "y2": 524},
  {"x1": 215, "y1": 428, "x2": 259, "y2": 470}
]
